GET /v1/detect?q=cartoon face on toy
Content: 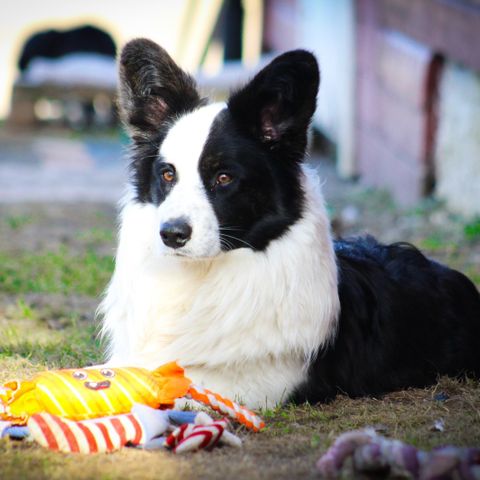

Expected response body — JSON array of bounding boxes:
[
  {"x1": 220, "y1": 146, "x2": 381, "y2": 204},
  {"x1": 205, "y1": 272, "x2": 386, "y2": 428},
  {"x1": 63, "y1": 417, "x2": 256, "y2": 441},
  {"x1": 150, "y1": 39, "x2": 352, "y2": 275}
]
[
  {"x1": 0, "y1": 363, "x2": 191, "y2": 424},
  {"x1": 71, "y1": 367, "x2": 114, "y2": 390}
]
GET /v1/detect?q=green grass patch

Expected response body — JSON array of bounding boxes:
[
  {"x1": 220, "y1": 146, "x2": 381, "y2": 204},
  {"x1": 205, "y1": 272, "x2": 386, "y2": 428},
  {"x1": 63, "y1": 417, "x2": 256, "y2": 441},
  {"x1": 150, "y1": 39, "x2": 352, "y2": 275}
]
[
  {"x1": 418, "y1": 234, "x2": 456, "y2": 252},
  {"x1": 0, "y1": 324, "x2": 103, "y2": 369},
  {"x1": 78, "y1": 227, "x2": 115, "y2": 246},
  {"x1": 0, "y1": 247, "x2": 114, "y2": 295},
  {"x1": 405, "y1": 197, "x2": 444, "y2": 217},
  {"x1": 467, "y1": 271, "x2": 480, "y2": 287},
  {"x1": 0, "y1": 304, "x2": 104, "y2": 372},
  {"x1": 464, "y1": 217, "x2": 480, "y2": 242},
  {"x1": 13, "y1": 298, "x2": 37, "y2": 320},
  {"x1": 418, "y1": 236, "x2": 445, "y2": 251},
  {"x1": 5, "y1": 214, "x2": 32, "y2": 230}
]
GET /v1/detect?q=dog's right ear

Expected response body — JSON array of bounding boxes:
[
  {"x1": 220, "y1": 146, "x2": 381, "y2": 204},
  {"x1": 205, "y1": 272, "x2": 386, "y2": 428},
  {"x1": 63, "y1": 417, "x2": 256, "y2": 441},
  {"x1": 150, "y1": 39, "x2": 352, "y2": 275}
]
[
  {"x1": 228, "y1": 50, "x2": 319, "y2": 150},
  {"x1": 118, "y1": 39, "x2": 201, "y2": 139}
]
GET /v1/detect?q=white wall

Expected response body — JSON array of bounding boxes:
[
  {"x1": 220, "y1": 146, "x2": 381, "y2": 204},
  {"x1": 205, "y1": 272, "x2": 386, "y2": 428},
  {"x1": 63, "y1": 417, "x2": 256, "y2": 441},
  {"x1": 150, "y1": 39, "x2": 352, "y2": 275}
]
[
  {"x1": 435, "y1": 62, "x2": 480, "y2": 217},
  {"x1": 298, "y1": 0, "x2": 356, "y2": 177}
]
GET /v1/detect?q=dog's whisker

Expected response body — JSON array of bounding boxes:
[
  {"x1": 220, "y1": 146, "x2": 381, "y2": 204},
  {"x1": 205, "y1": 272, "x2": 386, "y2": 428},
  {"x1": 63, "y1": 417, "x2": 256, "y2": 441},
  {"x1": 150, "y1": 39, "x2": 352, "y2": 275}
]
[
  {"x1": 219, "y1": 225, "x2": 245, "y2": 232},
  {"x1": 219, "y1": 234, "x2": 235, "y2": 251},
  {"x1": 220, "y1": 233, "x2": 254, "y2": 250}
]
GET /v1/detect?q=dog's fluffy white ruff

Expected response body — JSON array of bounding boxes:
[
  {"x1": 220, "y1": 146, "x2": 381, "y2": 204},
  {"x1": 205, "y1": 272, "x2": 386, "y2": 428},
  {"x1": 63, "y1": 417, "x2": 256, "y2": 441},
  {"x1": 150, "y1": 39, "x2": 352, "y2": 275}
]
[{"x1": 100, "y1": 167, "x2": 339, "y2": 408}]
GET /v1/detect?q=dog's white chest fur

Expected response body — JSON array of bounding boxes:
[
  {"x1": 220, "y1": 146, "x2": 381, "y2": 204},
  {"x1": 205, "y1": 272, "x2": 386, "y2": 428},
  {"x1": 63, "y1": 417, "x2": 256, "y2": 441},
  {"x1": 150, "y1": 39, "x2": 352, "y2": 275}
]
[{"x1": 100, "y1": 169, "x2": 339, "y2": 408}]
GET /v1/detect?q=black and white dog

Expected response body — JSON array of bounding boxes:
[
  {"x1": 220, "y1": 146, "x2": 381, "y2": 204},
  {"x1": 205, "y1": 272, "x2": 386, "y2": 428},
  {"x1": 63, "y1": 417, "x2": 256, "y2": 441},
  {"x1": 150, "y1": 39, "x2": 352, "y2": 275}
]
[{"x1": 100, "y1": 39, "x2": 480, "y2": 409}]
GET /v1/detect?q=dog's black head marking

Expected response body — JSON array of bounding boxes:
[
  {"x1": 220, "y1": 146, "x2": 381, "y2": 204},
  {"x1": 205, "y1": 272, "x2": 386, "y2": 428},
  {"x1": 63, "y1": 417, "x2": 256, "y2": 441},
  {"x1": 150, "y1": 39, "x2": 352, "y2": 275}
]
[{"x1": 118, "y1": 39, "x2": 320, "y2": 251}]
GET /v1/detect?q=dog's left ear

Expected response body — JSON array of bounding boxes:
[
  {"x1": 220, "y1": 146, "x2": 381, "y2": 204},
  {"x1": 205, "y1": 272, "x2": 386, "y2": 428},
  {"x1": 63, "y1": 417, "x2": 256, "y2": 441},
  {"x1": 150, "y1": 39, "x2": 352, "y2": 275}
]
[{"x1": 228, "y1": 50, "x2": 319, "y2": 147}]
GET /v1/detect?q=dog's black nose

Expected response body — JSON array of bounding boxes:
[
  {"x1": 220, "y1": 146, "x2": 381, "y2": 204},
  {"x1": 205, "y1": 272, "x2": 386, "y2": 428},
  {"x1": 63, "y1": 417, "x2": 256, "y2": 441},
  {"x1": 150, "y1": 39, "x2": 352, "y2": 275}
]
[{"x1": 160, "y1": 219, "x2": 192, "y2": 249}]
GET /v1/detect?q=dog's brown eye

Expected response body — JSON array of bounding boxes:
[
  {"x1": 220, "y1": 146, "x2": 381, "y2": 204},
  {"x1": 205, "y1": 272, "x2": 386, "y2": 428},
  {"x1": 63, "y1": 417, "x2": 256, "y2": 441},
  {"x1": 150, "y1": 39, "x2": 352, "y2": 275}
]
[
  {"x1": 162, "y1": 170, "x2": 175, "y2": 183},
  {"x1": 216, "y1": 173, "x2": 232, "y2": 185}
]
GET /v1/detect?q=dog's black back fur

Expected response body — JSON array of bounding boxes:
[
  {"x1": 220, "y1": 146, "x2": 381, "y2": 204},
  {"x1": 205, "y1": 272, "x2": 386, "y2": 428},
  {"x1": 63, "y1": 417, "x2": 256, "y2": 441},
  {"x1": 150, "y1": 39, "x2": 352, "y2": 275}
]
[{"x1": 293, "y1": 236, "x2": 480, "y2": 403}]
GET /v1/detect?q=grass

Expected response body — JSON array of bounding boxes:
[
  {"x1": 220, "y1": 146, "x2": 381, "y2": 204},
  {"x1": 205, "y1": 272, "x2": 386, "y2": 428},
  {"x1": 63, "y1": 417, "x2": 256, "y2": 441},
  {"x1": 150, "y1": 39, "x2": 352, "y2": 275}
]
[
  {"x1": 0, "y1": 299, "x2": 104, "y2": 378},
  {"x1": 0, "y1": 197, "x2": 479, "y2": 479},
  {"x1": 77, "y1": 227, "x2": 116, "y2": 246},
  {"x1": 0, "y1": 247, "x2": 114, "y2": 296},
  {"x1": 5, "y1": 214, "x2": 33, "y2": 230},
  {"x1": 0, "y1": 325, "x2": 103, "y2": 370},
  {"x1": 464, "y1": 217, "x2": 480, "y2": 242},
  {"x1": 418, "y1": 234, "x2": 455, "y2": 251},
  {"x1": 268, "y1": 379, "x2": 480, "y2": 449}
]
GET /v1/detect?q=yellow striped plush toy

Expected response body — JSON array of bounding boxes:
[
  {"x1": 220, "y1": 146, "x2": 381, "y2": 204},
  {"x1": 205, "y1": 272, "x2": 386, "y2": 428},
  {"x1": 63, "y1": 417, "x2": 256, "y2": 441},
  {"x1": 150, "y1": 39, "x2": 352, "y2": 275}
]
[
  {"x1": 0, "y1": 362, "x2": 191, "y2": 424},
  {"x1": 0, "y1": 362, "x2": 265, "y2": 432}
]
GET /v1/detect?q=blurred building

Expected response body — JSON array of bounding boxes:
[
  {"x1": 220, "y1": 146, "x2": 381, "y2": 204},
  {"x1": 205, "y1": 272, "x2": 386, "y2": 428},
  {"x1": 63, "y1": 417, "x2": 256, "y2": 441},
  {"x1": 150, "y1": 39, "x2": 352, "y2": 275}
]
[
  {"x1": 262, "y1": 0, "x2": 480, "y2": 217},
  {"x1": 9, "y1": 25, "x2": 118, "y2": 130},
  {"x1": 1, "y1": 0, "x2": 479, "y2": 216},
  {"x1": 354, "y1": 0, "x2": 480, "y2": 216},
  {"x1": 0, "y1": 0, "x2": 188, "y2": 124}
]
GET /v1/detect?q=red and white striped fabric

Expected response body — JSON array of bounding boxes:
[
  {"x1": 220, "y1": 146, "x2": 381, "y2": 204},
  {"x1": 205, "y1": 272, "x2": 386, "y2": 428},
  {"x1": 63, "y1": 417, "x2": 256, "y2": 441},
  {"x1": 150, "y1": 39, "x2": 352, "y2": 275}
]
[
  {"x1": 187, "y1": 385, "x2": 265, "y2": 432},
  {"x1": 28, "y1": 412, "x2": 145, "y2": 453},
  {"x1": 165, "y1": 419, "x2": 227, "y2": 453}
]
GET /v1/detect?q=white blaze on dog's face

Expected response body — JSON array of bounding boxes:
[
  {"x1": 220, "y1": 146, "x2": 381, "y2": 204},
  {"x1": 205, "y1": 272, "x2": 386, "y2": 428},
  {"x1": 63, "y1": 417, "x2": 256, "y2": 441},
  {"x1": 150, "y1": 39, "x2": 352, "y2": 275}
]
[
  {"x1": 118, "y1": 39, "x2": 320, "y2": 259},
  {"x1": 155, "y1": 103, "x2": 225, "y2": 258}
]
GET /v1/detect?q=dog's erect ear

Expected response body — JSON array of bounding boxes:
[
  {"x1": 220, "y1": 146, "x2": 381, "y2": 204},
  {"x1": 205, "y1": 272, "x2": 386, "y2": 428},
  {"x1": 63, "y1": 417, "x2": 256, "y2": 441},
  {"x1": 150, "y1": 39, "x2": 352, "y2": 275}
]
[
  {"x1": 228, "y1": 50, "x2": 319, "y2": 147},
  {"x1": 118, "y1": 39, "x2": 201, "y2": 138}
]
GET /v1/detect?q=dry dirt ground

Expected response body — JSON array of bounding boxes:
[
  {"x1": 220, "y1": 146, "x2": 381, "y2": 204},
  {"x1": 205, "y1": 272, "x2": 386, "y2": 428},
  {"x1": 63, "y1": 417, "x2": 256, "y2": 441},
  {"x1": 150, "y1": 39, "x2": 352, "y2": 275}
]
[{"x1": 0, "y1": 154, "x2": 479, "y2": 479}]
